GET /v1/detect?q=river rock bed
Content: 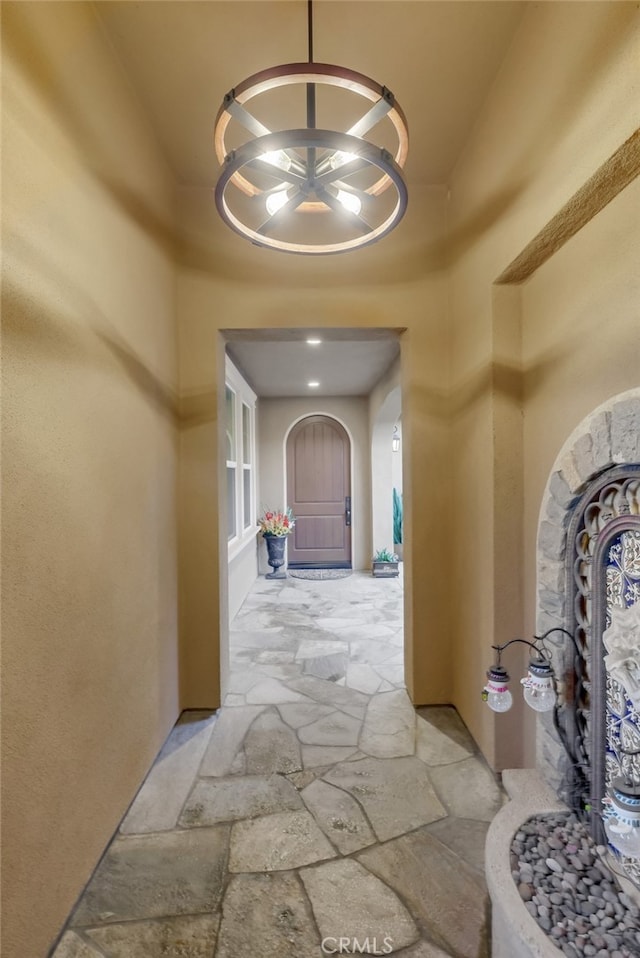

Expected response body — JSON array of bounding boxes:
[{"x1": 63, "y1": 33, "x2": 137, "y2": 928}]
[{"x1": 511, "y1": 812, "x2": 640, "y2": 957}]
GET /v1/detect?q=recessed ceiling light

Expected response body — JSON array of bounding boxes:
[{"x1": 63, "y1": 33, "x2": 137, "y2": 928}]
[
  {"x1": 306, "y1": 338, "x2": 322, "y2": 345},
  {"x1": 308, "y1": 381, "x2": 320, "y2": 388}
]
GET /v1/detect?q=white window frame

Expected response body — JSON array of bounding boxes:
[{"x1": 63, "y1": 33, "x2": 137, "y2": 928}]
[{"x1": 226, "y1": 357, "x2": 258, "y2": 559}]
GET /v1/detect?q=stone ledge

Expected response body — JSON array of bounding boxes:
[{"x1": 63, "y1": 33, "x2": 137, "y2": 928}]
[{"x1": 485, "y1": 769, "x2": 566, "y2": 958}]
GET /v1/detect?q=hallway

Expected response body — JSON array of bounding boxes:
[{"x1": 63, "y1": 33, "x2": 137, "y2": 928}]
[{"x1": 53, "y1": 573, "x2": 502, "y2": 958}]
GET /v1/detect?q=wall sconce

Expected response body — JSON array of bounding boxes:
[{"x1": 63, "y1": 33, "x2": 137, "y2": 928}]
[
  {"x1": 482, "y1": 664, "x2": 513, "y2": 713},
  {"x1": 481, "y1": 629, "x2": 573, "y2": 714},
  {"x1": 485, "y1": 627, "x2": 640, "y2": 868},
  {"x1": 392, "y1": 426, "x2": 400, "y2": 452},
  {"x1": 482, "y1": 624, "x2": 591, "y2": 837}
]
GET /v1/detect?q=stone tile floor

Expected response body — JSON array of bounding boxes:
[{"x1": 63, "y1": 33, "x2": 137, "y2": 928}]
[{"x1": 53, "y1": 572, "x2": 502, "y2": 958}]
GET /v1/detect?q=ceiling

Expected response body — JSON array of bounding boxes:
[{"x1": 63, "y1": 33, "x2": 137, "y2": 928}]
[
  {"x1": 225, "y1": 328, "x2": 400, "y2": 397},
  {"x1": 96, "y1": 1, "x2": 524, "y2": 189},
  {"x1": 95, "y1": 1, "x2": 525, "y2": 396}
]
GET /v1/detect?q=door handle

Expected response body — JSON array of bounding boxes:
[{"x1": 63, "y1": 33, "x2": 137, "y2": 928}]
[{"x1": 345, "y1": 496, "x2": 351, "y2": 527}]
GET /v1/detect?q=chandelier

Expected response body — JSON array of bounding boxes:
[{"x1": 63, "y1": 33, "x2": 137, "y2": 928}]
[{"x1": 214, "y1": 1, "x2": 409, "y2": 255}]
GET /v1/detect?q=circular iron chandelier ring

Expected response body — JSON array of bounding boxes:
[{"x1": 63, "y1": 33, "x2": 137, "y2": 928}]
[
  {"x1": 214, "y1": 61, "x2": 409, "y2": 201},
  {"x1": 215, "y1": 128, "x2": 408, "y2": 255}
]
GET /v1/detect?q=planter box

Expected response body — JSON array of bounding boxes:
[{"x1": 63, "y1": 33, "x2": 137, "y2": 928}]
[
  {"x1": 372, "y1": 561, "x2": 399, "y2": 578},
  {"x1": 486, "y1": 770, "x2": 566, "y2": 958}
]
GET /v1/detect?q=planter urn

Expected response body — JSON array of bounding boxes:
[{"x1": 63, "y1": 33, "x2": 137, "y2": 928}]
[{"x1": 264, "y1": 534, "x2": 288, "y2": 579}]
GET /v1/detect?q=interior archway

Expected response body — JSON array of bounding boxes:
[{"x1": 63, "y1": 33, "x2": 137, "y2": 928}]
[{"x1": 534, "y1": 389, "x2": 640, "y2": 805}]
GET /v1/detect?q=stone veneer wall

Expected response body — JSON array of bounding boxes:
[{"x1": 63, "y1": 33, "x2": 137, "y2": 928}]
[{"x1": 535, "y1": 389, "x2": 640, "y2": 793}]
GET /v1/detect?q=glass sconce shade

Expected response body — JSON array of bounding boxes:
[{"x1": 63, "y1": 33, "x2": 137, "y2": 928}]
[
  {"x1": 482, "y1": 665, "x2": 513, "y2": 713},
  {"x1": 603, "y1": 778, "x2": 640, "y2": 858},
  {"x1": 520, "y1": 658, "x2": 556, "y2": 713}
]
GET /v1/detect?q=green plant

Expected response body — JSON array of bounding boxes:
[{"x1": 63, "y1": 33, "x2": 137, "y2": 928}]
[
  {"x1": 258, "y1": 507, "x2": 296, "y2": 536},
  {"x1": 393, "y1": 487, "x2": 403, "y2": 545},
  {"x1": 373, "y1": 548, "x2": 399, "y2": 563}
]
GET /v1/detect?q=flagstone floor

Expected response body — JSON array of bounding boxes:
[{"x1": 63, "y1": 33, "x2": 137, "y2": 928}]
[{"x1": 53, "y1": 572, "x2": 502, "y2": 958}]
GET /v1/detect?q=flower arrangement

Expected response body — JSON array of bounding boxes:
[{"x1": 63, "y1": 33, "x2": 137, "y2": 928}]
[{"x1": 258, "y1": 507, "x2": 296, "y2": 537}]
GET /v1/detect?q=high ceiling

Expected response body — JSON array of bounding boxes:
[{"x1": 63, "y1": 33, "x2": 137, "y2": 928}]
[
  {"x1": 97, "y1": 1, "x2": 524, "y2": 188},
  {"x1": 95, "y1": 1, "x2": 526, "y2": 395}
]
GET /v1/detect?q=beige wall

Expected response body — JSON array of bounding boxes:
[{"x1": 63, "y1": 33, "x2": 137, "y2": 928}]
[
  {"x1": 2, "y1": 5, "x2": 179, "y2": 957},
  {"x1": 520, "y1": 175, "x2": 640, "y2": 762},
  {"x1": 228, "y1": 538, "x2": 259, "y2": 620},
  {"x1": 448, "y1": 1, "x2": 639, "y2": 769},
  {"x1": 257, "y1": 396, "x2": 371, "y2": 571}
]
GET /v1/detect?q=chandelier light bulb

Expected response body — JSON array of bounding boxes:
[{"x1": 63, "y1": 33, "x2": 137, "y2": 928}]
[
  {"x1": 520, "y1": 659, "x2": 556, "y2": 713},
  {"x1": 330, "y1": 150, "x2": 358, "y2": 170},
  {"x1": 260, "y1": 150, "x2": 292, "y2": 172},
  {"x1": 336, "y1": 189, "x2": 362, "y2": 216},
  {"x1": 266, "y1": 189, "x2": 290, "y2": 216},
  {"x1": 482, "y1": 665, "x2": 513, "y2": 713}
]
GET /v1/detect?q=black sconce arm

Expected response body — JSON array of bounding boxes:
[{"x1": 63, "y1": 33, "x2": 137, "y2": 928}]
[{"x1": 491, "y1": 627, "x2": 576, "y2": 666}]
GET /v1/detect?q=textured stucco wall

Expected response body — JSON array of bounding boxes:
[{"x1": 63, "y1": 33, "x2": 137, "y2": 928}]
[
  {"x1": 448, "y1": 1, "x2": 639, "y2": 769},
  {"x1": 521, "y1": 175, "x2": 640, "y2": 524},
  {"x1": 2, "y1": 5, "x2": 179, "y2": 956}
]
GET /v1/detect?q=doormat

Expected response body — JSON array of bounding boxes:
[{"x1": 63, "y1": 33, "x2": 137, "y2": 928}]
[{"x1": 288, "y1": 569, "x2": 352, "y2": 580}]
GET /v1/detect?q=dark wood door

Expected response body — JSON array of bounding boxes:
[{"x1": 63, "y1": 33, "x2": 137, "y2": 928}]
[{"x1": 286, "y1": 416, "x2": 351, "y2": 567}]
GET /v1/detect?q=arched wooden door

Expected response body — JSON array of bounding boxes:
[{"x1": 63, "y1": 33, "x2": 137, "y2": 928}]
[{"x1": 286, "y1": 416, "x2": 352, "y2": 568}]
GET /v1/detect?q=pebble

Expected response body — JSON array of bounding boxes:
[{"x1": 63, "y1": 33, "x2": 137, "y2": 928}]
[{"x1": 511, "y1": 812, "x2": 640, "y2": 957}]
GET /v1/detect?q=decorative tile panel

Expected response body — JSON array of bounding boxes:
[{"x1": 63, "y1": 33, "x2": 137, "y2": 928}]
[{"x1": 571, "y1": 473, "x2": 640, "y2": 888}]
